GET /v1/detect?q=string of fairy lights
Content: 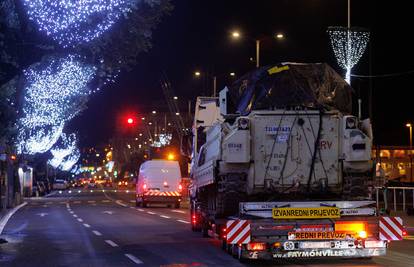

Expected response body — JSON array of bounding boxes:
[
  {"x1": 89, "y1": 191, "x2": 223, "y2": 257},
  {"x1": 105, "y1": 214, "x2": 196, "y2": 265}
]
[
  {"x1": 48, "y1": 133, "x2": 78, "y2": 169},
  {"x1": 22, "y1": 0, "x2": 139, "y2": 47},
  {"x1": 16, "y1": 0, "x2": 143, "y2": 172},
  {"x1": 328, "y1": 26, "x2": 370, "y2": 84}
]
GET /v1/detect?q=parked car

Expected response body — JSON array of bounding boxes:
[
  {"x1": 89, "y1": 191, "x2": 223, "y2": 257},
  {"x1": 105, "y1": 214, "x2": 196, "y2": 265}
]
[
  {"x1": 53, "y1": 179, "x2": 68, "y2": 190},
  {"x1": 87, "y1": 179, "x2": 97, "y2": 188}
]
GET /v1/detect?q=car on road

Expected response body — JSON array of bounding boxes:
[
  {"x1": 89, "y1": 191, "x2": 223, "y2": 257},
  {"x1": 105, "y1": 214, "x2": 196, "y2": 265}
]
[
  {"x1": 136, "y1": 160, "x2": 182, "y2": 208},
  {"x1": 52, "y1": 179, "x2": 68, "y2": 190},
  {"x1": 87, "y1": 179, "x2": 97, "y2": 188},
  {"x1": 117, "y1": 179, "x2": 130, "y2": 189}
]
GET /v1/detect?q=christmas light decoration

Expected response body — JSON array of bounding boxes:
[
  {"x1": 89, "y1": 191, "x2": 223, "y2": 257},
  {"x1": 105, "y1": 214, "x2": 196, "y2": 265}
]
[
  {"x1": 17, "y1": 55, "x2": 95, "y2": 155},
  {"x1": 327, "y1": 27, "x2": 370, "y2": 84},
  {"x1": 151, "y1": 133, "x2": 172, "y2": 148},
  {"x1": 60, "y1": 148, "x2": 81, "y2": 171},
  {"x1": 17, "y1": 123, "x2": 64, "y2": 154},
  {"x1": 48, "y1": 133, "x2": 78, "y2": 168},
  {"x1": 22, "y1": 0, "x2": 139, "y2": 46}
]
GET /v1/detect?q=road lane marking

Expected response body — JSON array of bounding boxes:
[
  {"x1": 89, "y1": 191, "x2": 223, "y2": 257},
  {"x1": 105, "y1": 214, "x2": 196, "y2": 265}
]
[
  {"x1": 69, "y1": 211, "x2": 74, "y2": 214},
  {"x1": 103, "y1": 211, "x2": 114, "y2": 215},
  {"x1": 105, "y1": 240, "x2": 118, "y2": 247},
  {"x1": 102, "y1": 200, "x2": 111, "y2": 203},
  {"x1": 92, "y1": 230, "x2": 102, "y2": 236},
  {"x1": 36, "y1": 213, "x2": 48, "y2": 217},
  {"x1": 147, "y1": 211, "x2": 156, "y2": 215},
  {"x1": 77, "y1": 218, "x2": 83, "y2": 222},
  {"x1": 42, "y1": 205, "x2": 48, "y2": 208},
  {"x1": 160, "y1": 215, "x2": 170, "y2": 219},
  {"x1": 73, "y1": 214, "x2": 78, "y2": 218},
  {"x1": 83, "y1": 223, "x2": 91, "y2": 228},
  {"x1": 171, "y1": 210, "x2": 185, "y2": 214},
  {"x1": 73, "y1": 201, "x2": 81, "y2": 204},
  {"x1": 130, "y1": 207, "x2": 135, "y2": 209},
  {"x1": 125, "y1": 254, "x2": 143, "y2": 264},
  {"x1": 87, "y1": 201, "x2": 96, "y2": 203},
  {"x1": 177, "y1": 219, "x2": 190, "y2": 224},
  {"x1": 116, "y1": 200, "x2": 128, "y2": 207},
  {"x1": 137, "y1": 209, "x2": 144, "y2": 212},
  {"x1": 0, "y1": 202, "x2": 28, "y2": 234}
]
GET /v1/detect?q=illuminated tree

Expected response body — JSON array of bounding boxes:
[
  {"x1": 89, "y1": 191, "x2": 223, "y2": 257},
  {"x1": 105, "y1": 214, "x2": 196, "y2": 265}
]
[
  {"x1": 48, "y1": 133, "x2": 78, "y2": 169},
  {"x1": 16, "y1": 55, "x2": 95, "y2": 154}
]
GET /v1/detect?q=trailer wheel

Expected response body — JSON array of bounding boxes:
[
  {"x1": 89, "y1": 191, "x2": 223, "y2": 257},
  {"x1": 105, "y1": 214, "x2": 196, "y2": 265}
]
[
  {"x1": 175, "y1": 202, "x2": 180, "y2": 209},
  {"x1": 142, "y1": 201, "x2": 148, "y2": 208},
  {"x1": 135, "y1": 199, "x2": 141, "y2": 207}
]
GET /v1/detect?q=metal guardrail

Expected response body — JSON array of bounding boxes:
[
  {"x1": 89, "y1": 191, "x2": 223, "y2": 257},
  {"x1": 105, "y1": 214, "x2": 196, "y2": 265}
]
[{"x1": 375, "y1": 186, "x2": 414, "y2": 212}]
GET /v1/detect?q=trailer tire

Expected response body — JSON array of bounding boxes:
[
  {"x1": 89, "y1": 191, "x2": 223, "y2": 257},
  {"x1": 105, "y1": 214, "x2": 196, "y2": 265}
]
[
  {"x1": 142, "y1": 201, "x2": 148, "y2": 208},
  {"x1": 175, "y1": 202, "x2": 180, "y2": 209},
  {"x1": 135, "y1": 199, "x2": 141, "y2": 207}
]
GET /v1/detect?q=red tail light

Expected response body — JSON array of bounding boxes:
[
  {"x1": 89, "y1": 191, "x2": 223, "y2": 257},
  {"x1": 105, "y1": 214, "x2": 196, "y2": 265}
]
[
  {"x1": 178, "y1": 184, "x2": 183, "y2": 191},
  {"x1": 247, "y1": 242, "x2": 267, "y2": 251},
  {"x1": 143, "y1": 184, "x2": 147, "y2": 190},
  {"x1": 403, "y1": 229, "x2": 408, "y2": 236}
]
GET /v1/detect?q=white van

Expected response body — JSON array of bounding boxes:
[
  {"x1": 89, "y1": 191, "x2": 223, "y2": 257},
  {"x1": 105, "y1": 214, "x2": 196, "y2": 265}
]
[{"x1": 136, "y1": 160, "x2": 182, "y2": 208}]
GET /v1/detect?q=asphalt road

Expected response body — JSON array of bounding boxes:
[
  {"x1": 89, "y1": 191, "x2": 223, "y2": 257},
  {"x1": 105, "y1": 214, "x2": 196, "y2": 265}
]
[{"x1": 1, "y1": 188, "x2": 414, "y2": 267}]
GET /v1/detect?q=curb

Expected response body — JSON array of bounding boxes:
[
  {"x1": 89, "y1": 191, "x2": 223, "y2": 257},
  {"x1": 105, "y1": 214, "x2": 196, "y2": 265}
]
[{"x1": 0, "y1": 202, "x2": 28, "y2": 235}]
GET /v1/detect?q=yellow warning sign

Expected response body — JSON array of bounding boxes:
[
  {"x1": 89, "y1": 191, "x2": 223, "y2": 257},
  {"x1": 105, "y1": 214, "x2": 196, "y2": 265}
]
[
  {"x1": 272, "y1": 207, "x2": 340, "y2": 219},
  {"x1": 288, "y1": 231, "x2": 347, "y2": 240}
]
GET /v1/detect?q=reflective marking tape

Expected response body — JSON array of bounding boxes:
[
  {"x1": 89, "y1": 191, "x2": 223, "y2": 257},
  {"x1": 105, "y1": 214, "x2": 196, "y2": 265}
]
[
  {"x1": 226, "y1": 220, "x2": 251, "y2": 244},
  {"x1": 380, "y1": 217, "x2": 403, "y2": 241}
]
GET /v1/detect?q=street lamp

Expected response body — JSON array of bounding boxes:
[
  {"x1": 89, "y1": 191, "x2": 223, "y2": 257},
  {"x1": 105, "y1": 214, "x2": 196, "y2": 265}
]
[
  {"x1": 194, "y1": 71, "x2": 201, "y2": 77},
  {"x1": 231, "y1": 30, "x2": 285, "y2": 68}
]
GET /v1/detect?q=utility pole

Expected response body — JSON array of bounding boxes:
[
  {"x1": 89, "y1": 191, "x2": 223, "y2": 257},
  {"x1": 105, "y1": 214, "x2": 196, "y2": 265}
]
[{"x1": 256, "y1": 40, "x2": 260, "y2": 68}]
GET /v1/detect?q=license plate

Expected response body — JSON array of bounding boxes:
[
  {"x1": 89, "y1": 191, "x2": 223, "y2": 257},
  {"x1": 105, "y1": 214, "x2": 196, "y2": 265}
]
[{"x1": 300, "y1": 242, "x2": 331, "y2": 249}]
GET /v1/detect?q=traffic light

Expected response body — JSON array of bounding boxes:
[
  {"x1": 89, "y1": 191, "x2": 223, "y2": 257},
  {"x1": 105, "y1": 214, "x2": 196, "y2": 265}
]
[{"x1": 127, "y1": 117, "x2": 134, "y2": 125}]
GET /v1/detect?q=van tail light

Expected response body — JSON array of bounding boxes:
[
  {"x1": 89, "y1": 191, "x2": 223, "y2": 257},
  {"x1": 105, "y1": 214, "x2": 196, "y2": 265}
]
[
  {"x1": 118, "y1": 182, "x2": 121, "y2": 185},
  {"x1": 163, "y1": 181, "x2": 168, "y2": 186},
  {"x1": 178, "y1": 184, "x2": 183, "y2": 191},
  {"x1": 143, "y1": 184, "x2": 147, "y2": 190},
  {"x1": 246, "y1": 242, "x2": 267, "y2": 251},
  {"x1": 192, "y1": 214, "x2": 197, "y2": 224},
  {"x1": 403, "y1": 229, "x2": 408, "y2": 236},
  {"x1": 125, "y1": 182, "x2": 128, "y2": 185}
]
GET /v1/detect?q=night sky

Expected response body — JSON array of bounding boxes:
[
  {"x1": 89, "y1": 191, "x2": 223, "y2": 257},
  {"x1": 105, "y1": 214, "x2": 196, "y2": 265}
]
[{"x1": 69, "y1": 0, "x2": 414, "y2": 148}]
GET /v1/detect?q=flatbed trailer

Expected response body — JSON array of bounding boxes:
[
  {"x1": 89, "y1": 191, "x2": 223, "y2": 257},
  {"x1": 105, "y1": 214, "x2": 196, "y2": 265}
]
[{"x1": 193, "y1": 200, "x2": 404, "y2": 261}]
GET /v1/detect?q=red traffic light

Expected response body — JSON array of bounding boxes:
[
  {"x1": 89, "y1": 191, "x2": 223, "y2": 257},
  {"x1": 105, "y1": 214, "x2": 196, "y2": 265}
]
[{"x1": 127, "y1": 118, "x2": 134, "y2": 124}]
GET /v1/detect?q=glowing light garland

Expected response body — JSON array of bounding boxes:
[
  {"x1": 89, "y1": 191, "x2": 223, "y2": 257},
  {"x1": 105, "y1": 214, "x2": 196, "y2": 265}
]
[
  {"x1": 17, "y1": 123, "x2": 64, "y2": 154},
  {"x1": 60, "y1": 148, "x2": 81, "y2": 171},
  {"x1": 22, "y1": 0, "x2": 139, "y2": 46},
  {"x1": 48, "y1": 133, "x2": 78, "y2": 168},
  {"x1": 328, "y1": 27, "x2": 370, "y2": 84},
  {"x1": 17, "y1": 55, "x2": 96, "y2": 155}
]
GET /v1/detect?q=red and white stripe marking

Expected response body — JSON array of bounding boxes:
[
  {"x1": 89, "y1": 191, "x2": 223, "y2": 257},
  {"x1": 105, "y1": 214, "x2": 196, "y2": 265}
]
[
  {"x1": 144, "y1": 191, "x2": 181, "y2": 197},
  {"x1": 379, "y1": 216, "x2": 404, "y2": 241},
  {"x1": 226, "y1": 220, "x2": 251, "y2": 245}
]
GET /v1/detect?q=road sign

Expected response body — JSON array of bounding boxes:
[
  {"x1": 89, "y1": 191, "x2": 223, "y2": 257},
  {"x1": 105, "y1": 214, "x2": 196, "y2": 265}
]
[{"x1": 272, "y1": 207, "x2": 340, "y2": 219}]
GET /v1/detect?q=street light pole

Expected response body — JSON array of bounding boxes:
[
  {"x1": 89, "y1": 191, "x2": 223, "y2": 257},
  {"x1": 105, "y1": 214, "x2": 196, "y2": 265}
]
[
  {"x1": 256, "y1": 39, "x2": 260, "y2": 68},
  {"x1": 407, "y1": 123, "x2": 413, "y2": 182}
]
